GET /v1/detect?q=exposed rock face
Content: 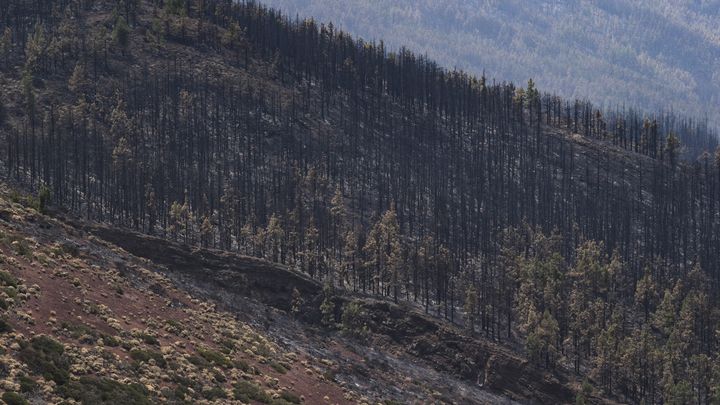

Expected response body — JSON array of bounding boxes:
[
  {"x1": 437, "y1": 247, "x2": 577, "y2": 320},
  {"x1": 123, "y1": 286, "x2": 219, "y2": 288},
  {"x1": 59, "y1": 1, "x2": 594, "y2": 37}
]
[
  {"x1": 86, "y1": 223, "x2": 577, "y2": 404},
  {"x1": 87, "y1": 225, "x2": 322, "y2": 312}
]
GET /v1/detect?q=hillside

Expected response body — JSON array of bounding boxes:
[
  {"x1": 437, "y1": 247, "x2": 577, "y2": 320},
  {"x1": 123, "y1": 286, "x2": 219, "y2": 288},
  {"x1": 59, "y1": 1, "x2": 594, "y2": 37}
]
[
  {"x1": 0, "y1": 184, "x2": 592, "y2": 404},
  {"x1": 261, "y1": 0, "x2": 720, "y2": 129},
  {"x1": 2, "y1": 1, "x2": 720, "y2": 404},
  {"x1": 0, "y1": 185, "x2": 356, "y2": 404}
]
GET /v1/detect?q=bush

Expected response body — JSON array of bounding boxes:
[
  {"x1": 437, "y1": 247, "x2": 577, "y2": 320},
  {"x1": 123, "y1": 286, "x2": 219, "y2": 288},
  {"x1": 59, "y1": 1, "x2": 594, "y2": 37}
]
[
  {"x1": 138, "y1": 333, "x2": 159, "y2": 346},
  {"x1": 130, "y1": 349, "x2": 166, "y2": 368},
  {"x1": 269, "y1": 361, "x2": 288, "y2": 374},
  {"x1": 187, "y1": 355, "x2": 209, "y2": 369},
  {"x1": 233, "y1": 359, "x2": 251, "y2": 373},
  {"x1": 280, "y1": 390, "x2": 302, "y2": 404},
  {"x1": 1, "y1": 392, "x2": 28, "y2": 405},
  {"x1": 0, "y1": 270, "x2": 18, "y2": 287},
  {"x1": 198, "y1": 348, "x2": 233, "y2": 369},
  {"x1": 60, "y1": 322, "x2": 98, "y2": 341},
  {"x1": 38, "y1": 186, "x2": 51, "y2": 214},
  {"x1": 341, "y1": 301, "x2": 369, "y2": 339},
  {"x1": 18, "y1": 375, "x2": 38, "y2": 393},
  {"x1": 57, "y1": 377, "x2": 151, "y2": 405},
  {"x1": 0, "y1": 318, "x2": 12, "y2": 333},
  {"x1": 164, "y1": 0, "x2": 186, "y2": 15},
  {"x1": 202, "y1": 386, "x2": 227, "y2": 400},
  {"x1": 18, "y1": 336, "x2": 70, "y2": 385},
  {"x1": 102, "y1": 335, "x2": 120, "y2": 347},
  {"x1": 233, "y1": 381, "x2": 271, "y2": 403},
  {"x1": 112, "y1": 17, "x2": 130, "y2": 50}
]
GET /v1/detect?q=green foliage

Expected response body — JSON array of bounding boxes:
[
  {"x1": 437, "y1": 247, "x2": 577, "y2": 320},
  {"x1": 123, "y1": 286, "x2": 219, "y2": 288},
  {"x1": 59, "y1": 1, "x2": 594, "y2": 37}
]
[
  {"x1": 129, "y1": 349, "x2": 166, "y2": 368},
  {"x1": 187, "y1": 355, "x2": 209, "y2": 369},
  {"x1": 60, "y1": 322, "x2": 98, "y2": 341},
  {"x1": 138, "y1": 333, "x2": 159, "y2": 346},
  {"x1": 320, "y1": 281, "x2": 336, "y2": 327},
  {"x1": 0, "y1": 98, "x2": 5, "y2": 126},
  {"x1": 21, "y1": 70, "x2": 34, "y2": 120},
  {"x1": 0, "y1": 270, "x2": 18, "y2": 287},
  {"x1": 664, "y1": 380, "x2": 692, "y2": 405},
  {"x1": 38, "y1": 185, "x2": 51, "y2": 213},
  {"x1": 112, "y1": 17, "x2": 130, "y2": 49},
  {"x1": 164, "y1": 0, "x2": 186, "y2": 16},
  {"x1": 271, "y1": 399, "x2": 298, "y2": 405},
  {"x1": 165, "y1": 0, "x2": 185, "y2": 15},
  {"x1": 233, "y1": 381, "x2": 271, "y2": 403},
  {"x1": 290, "y1": 287, "x2": 303, "y2": 316},
  {"x1": 58, "y1": 377, "x2": 151, "y2": 405},
  {"x1": 18, "y1": 375, "x2": 38, "y2": 393},
  {"x1": 340, "y1": 301, "x2": 368, "y2": 339},
  {"x1": 0, "y1": 27, "x2": 11, "y2": 58},
  {"x1": 202, "y1": 386, "x2": 227, "y2": 400},
  {"x1": 463, "y1": 284, "x2": 477, "y2": 335},
  {"x1": 279, "y1": 391, "x2": 301, "y2": 404},
  {"x1": 0, "y1": 318, "x2": 12, "y2": 333},
  {"x1": 526, "y1": 310, "x2": 559, "y2": 368},
  {"x1": 197, "y1": 348, "x2": 233, "y2": 369},
  {"x1": 233, "y1": 360, "x2": 251, "y2": 374},
  {"x1": 269, "y1": 360, "x2": 288, "y2": 374},
  {"x1": 575, "y1": 379, "x2": 593, "y2": 405},
  {"x1": 664, "y1": 132, "x2": 681, "y2": 167},
  {"x1": 18, "y1": 336, "x2": 70, "y2": 385},
  {"x1": 1, "y1": 392, "x2": 28, "y2": 405}
]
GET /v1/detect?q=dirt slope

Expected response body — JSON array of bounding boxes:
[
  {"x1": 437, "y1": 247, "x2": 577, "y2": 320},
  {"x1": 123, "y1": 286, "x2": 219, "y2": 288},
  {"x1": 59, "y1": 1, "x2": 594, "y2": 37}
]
[
  {"x1": 0, "y1": 185, "x2": 361, "y2": 404},
  {"x1": 0, "y1": 183, "x2": 601, "y2": 404}
]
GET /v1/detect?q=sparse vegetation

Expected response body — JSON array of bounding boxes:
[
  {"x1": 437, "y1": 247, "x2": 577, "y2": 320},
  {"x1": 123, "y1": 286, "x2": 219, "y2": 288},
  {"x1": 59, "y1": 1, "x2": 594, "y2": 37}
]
[
  {"x1": 233, "y1": 380, "x2": 271, "y2": 403},
  {"x1": 129, "y1": 349, "x2": 166, "y2": 368},
  {"x1": 57, "y1": 377, "x2": 151, "y2": 405},
  {"x1": 341, "y1": 301, "x2": 369, "y2": 339},
  {"x1": 197, "y1": 348, "x2": 233, "y2": 369},
  {"x1": 279, "y1": 390, "x2": 302, "y2": 404},
  {"x1": 1, "y1": 1, "x2": 719, "y2": 404},
  {"x1": 320, "y1": 282, "x2": 336, "y2": 328},
  {"x1": 102, "y1": 335, "x2": 121, "y2": 347},
  {"x1": 201, "y1": 386, "x2": 227, "y2": 400},
  {"x1": 60, "y1": 322, "x2": 98, "y2": 341},
  {"x1": 18, "y1": 375, "x2": 38, "y2": 393},
  {"x1": 0, "y1": 318, "x2": 13, "y2": 333},
  {"x1": 112, "y1": 17, "x2": 130, "y2": 50},
  {"x1": 0, "y1": 270, "x2": 19, "y2": 287},
  {"x1": 18, "y1": 336, "x2": 70, "y2": 385},
  {"x1": 269, "y1": 360, "x2": 289, "y2": 374},
  {"x1": 1, "y1": 392, "x2": 28, "y2": 405},
  {"x1": 138, "y1": 333, "x2": 159, "y2": 346}
]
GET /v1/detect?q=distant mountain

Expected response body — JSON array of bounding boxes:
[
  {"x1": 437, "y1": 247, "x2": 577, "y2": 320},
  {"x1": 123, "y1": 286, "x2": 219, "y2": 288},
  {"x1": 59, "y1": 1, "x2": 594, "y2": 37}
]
[
  {"x1": 4, "y1": 1, "x2": 720, "y2": 403},
  {"x1": 262, "y1": 0, "x2": 720, "y2": 127}
]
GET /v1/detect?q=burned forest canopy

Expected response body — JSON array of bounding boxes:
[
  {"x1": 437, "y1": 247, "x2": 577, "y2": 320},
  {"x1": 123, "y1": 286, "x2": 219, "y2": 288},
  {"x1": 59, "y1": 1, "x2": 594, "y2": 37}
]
[{"x1": 2, "y1": 1, "x2": 720, "y2": 403}]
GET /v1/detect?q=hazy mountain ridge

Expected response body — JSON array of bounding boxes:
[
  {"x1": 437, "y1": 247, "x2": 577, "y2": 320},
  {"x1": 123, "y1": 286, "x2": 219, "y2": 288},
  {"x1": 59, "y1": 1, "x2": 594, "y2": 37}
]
[
  {"x1": 261, "y1": 0, "x2": 720, "y2": 126},
  {"x1": 2, "y1": 1, "x2": 720, "y2": 403}
]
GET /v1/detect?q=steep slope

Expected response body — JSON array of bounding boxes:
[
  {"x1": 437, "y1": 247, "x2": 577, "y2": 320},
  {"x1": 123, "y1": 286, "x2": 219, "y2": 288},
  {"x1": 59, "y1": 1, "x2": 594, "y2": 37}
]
[
  {"x1": 2, "y1": 1, "x2": 720, "y2": 404},
  {"x1": 261, "y1": 0, "x2": 720, "y2": 128},
  {"x1": 76, "y1": 219, "x2": 579, "y2": 404},
  {"x1": 0, "y1": 185, "x2": 361, "y2": 404},
  {"x1": 0, "y1": 184, "x2": 594, "y2": 404}
]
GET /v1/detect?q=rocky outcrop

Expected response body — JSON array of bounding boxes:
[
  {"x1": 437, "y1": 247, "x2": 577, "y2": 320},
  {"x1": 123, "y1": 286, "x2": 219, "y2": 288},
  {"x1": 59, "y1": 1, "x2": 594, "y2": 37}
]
[
  {"x1": 82, "y1": 223, "x2": 578, "y2": 404},
  {"x1": 85, "y1": 225, "x2": 322, "y2": 312},
  {"x1": 351, "y1": 300, "x2": 575, "y2": 404}
]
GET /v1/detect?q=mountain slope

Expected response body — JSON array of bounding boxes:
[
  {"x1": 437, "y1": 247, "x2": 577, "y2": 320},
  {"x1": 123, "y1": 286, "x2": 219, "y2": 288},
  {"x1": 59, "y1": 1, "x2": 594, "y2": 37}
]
[
  {"x1": 2, "y1": 1, "x2": 720, "y2": 404},
  {"x1": 0, "y1": 184, "x2": 594, "y2": 404},
  {"x1": 0, "y1": 185, "x2": 361, "y2": 404},
  {"x1": 261, "y1": 0, "x2": 720, "y2": 128}
]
